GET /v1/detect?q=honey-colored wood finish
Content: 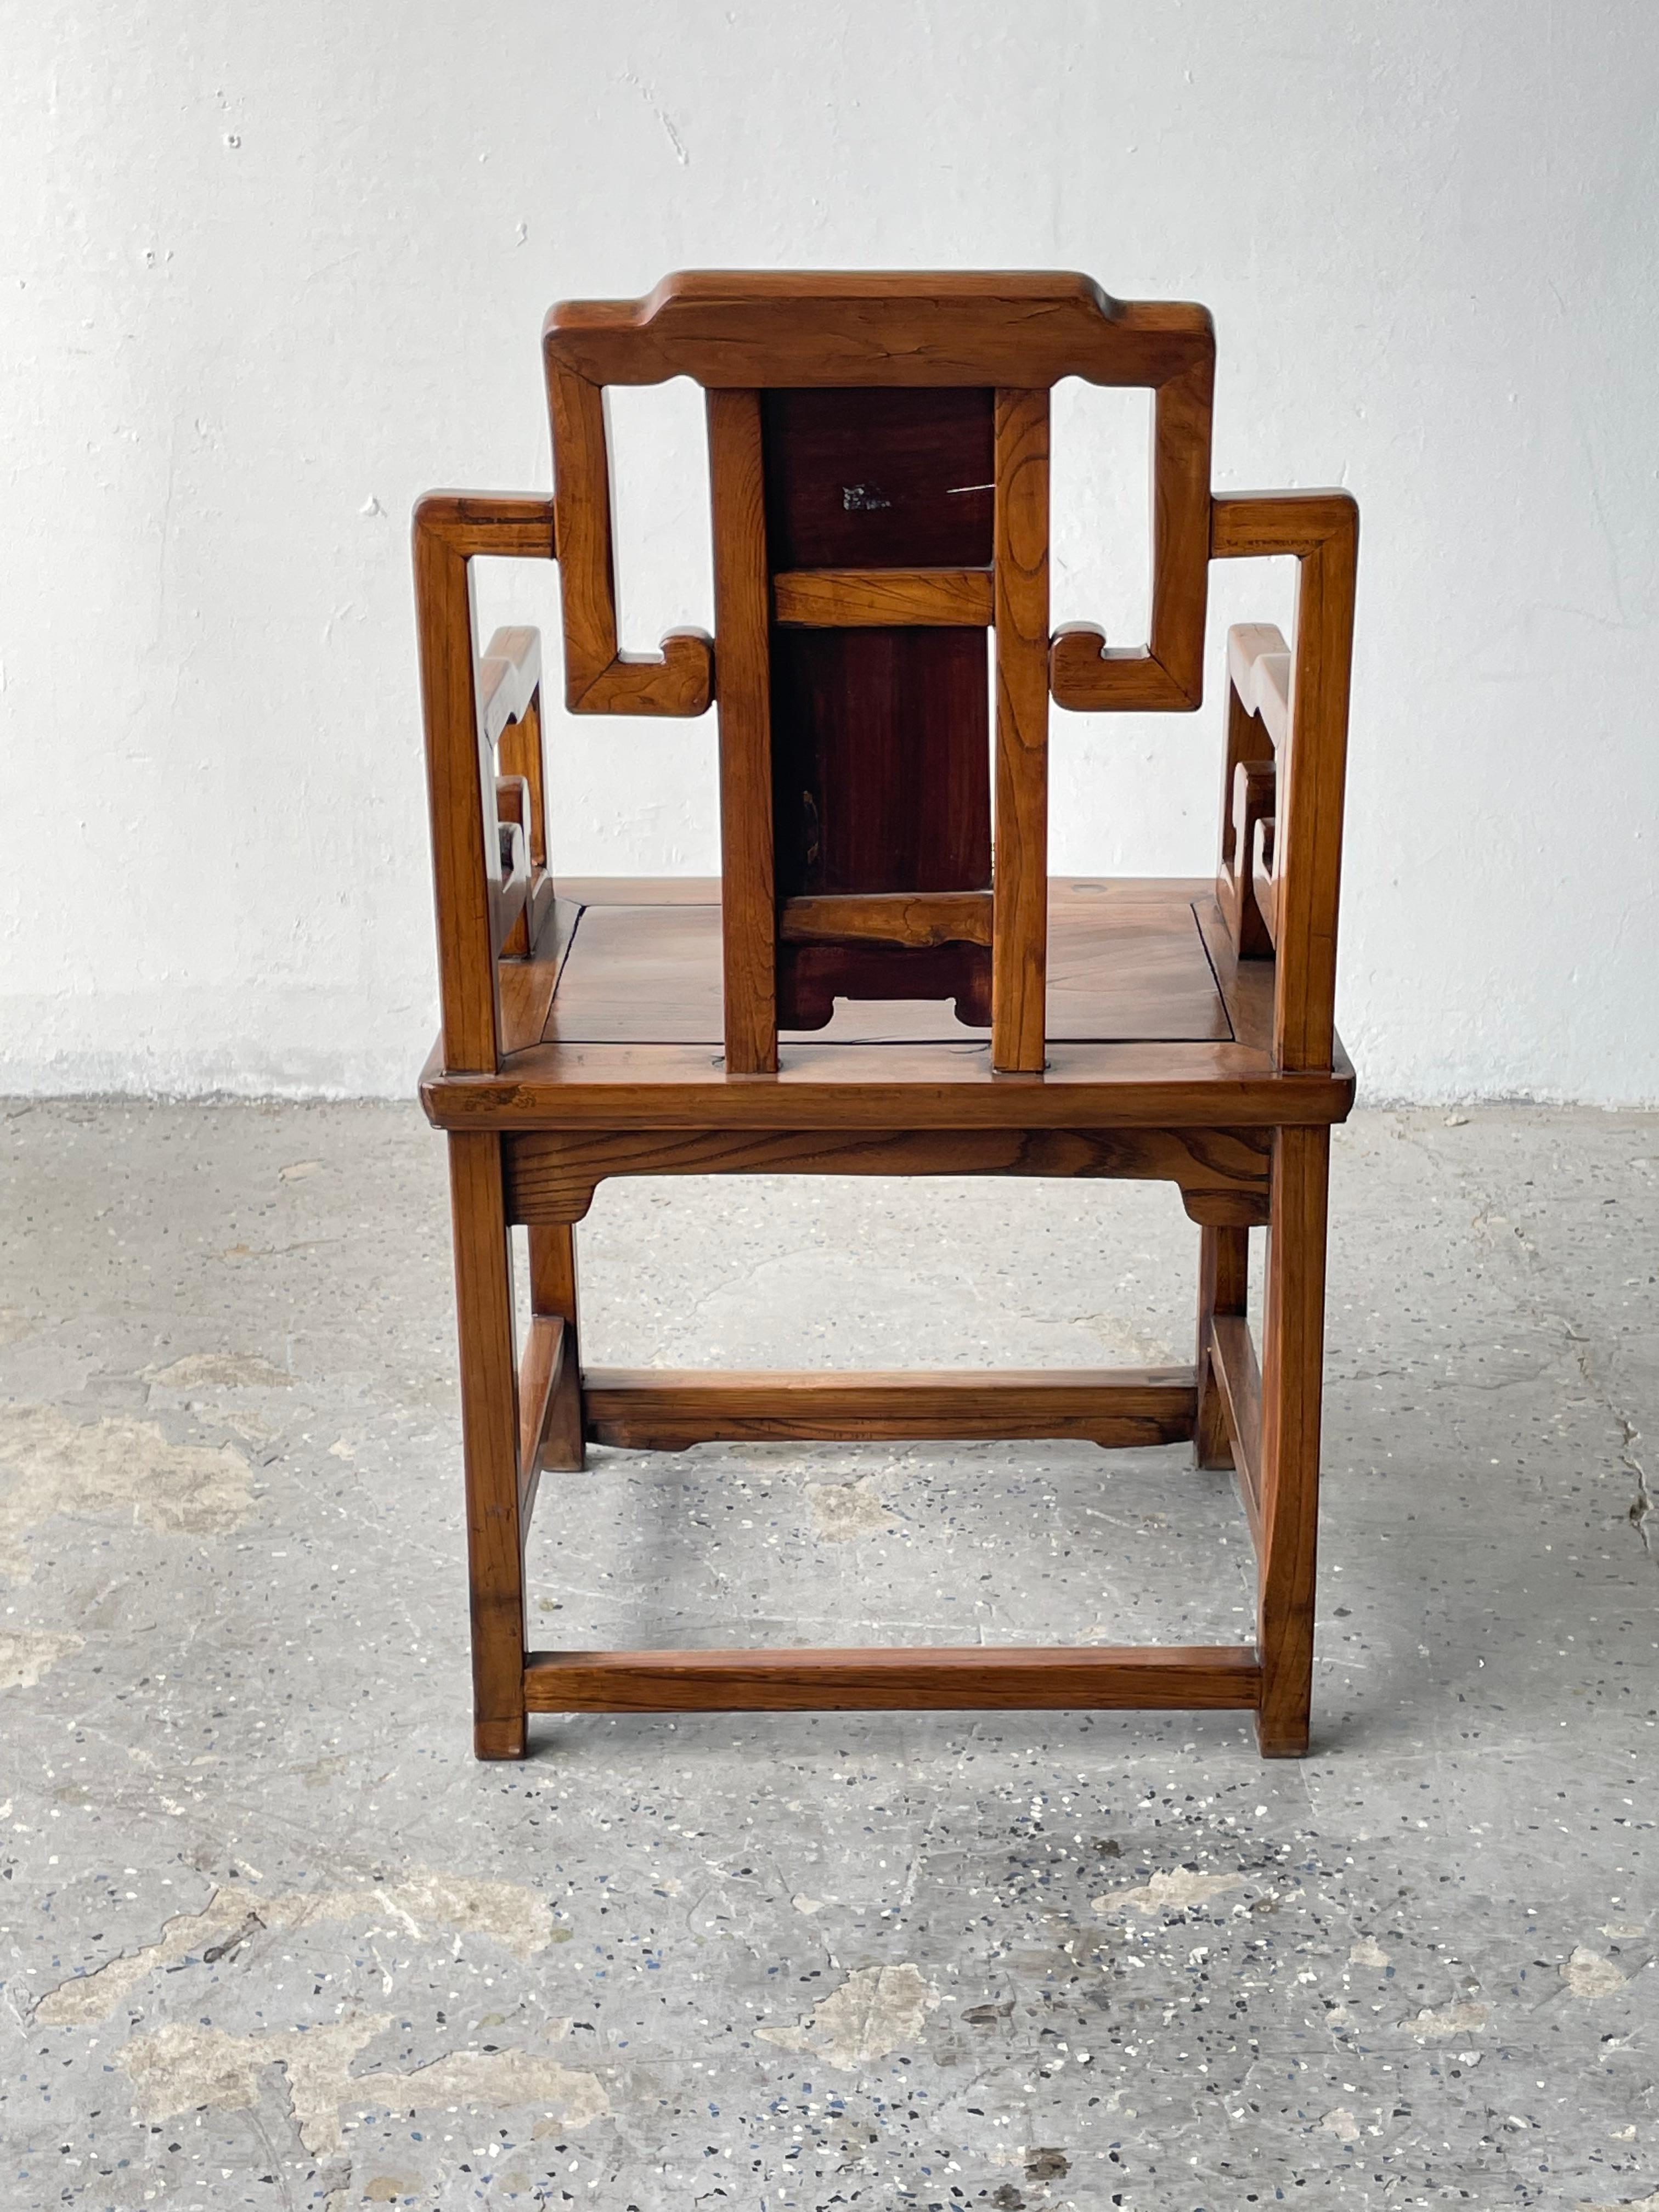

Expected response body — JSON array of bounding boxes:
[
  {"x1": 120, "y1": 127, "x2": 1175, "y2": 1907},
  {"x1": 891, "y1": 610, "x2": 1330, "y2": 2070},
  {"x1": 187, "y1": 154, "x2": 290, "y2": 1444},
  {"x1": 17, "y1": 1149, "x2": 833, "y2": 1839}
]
[
  {"x1": 583, "y1": 1365, "x2": 1196, "y2": 1450},
  {"x1": 523, "y1": 1643, "x2": 1260, "y2": 1714},
  {"x1": 1208, "y1": 1313, "x2": 1265, "y2": 1550},
  {"x1": 528, "y1": 1223, "x2": 584, "y2": 1476},
  {"x1": 445, "y1": 1131, "x2": 525, "y2": 1761},
  {"x1": 706, "y1": 387, "x2": 777, "y2": 1075},
  {"x1": 991, "y1": 389, "x2": 1052, "y2": 1073},
  {"x1": 773, "y1": 567, "x2": 994, "y2": 628},
  {"x1": 1194, "y1": 1224, "x2": 1249, "y2": 1470},
  {"x1": 778, "y1": 890, "x2": 993, "y2": 947},
  {"x1": 499, "y1": 1122, "x2": 1271, "y2": 1227},
  {"x1": 545, "y1": 359, "x2": 712, "y2": 715},
  {"x1": 415, "y1": 273, "x2": 1359, "y2": 1760}
]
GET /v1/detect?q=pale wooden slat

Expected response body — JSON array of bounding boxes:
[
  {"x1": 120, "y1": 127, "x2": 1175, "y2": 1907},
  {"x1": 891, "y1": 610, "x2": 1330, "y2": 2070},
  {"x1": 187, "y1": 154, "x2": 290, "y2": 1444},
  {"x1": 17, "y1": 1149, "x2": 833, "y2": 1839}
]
[
  {"x1": 478, "y1": 625, "x2": 543, "y2": 747},
  {"x1": 1226, "y1": 622, "x2": 1291, "y2": 747}
]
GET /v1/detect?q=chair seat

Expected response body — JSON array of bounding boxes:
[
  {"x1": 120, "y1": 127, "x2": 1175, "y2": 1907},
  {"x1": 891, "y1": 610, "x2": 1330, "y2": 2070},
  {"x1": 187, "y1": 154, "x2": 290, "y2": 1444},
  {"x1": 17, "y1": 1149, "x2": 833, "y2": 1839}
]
[{"x1": 424, "y1": 876, "x2": 1353, "y2": 1133}]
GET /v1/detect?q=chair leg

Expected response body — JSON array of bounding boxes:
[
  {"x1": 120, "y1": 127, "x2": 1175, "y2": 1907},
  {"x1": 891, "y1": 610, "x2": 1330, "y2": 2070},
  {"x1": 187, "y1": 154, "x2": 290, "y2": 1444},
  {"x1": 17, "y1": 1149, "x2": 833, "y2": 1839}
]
[
  {"x1": 530, "y1": 1224, "x2": 585, "y2": 1471},
  {"x1": 447, "y1": 1132, "x2": 527, "y2": 1760},
  {"x1": 1255, "y1": 1125, "x2": 1330, "y2": 1758},
  {"x1": 1194, "y1": 1224, "x2": 1249, "y2": 1469}
]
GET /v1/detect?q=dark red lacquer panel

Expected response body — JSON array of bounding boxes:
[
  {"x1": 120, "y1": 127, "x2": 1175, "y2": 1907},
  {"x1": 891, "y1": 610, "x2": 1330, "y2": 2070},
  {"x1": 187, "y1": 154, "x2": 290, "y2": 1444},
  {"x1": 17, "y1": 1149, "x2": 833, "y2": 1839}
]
[{"x1": 761, "y1": 388, "x2": 995, "y2": 1027}]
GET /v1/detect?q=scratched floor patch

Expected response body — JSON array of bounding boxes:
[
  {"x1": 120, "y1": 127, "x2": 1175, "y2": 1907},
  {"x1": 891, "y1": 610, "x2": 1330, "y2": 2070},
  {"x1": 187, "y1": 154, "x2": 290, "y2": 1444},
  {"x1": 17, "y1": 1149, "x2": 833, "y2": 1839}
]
[{"x1": 0, "y1": 1100, "x2": 1656, "y2": 2208}]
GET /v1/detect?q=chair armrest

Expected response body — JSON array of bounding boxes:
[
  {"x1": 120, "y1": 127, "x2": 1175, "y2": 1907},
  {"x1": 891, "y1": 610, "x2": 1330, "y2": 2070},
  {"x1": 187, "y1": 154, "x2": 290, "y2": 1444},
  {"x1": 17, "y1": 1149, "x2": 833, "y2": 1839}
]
[
  {"x1": 414, "y1": 496, "x2": 557, "y2": 1072},
  {"x1": 1210, "y1": 491, "x2": 1359, "y2": 1071},
  {"x1": 413, "y1": 490, "x2": 555, "y2": 560}
]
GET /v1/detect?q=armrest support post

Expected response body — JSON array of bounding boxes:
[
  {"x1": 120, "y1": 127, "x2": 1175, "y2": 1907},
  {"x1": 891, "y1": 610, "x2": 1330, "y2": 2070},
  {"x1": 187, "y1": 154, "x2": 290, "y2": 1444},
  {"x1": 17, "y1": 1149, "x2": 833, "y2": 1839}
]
[
  {"x1": 413, "y1": 494, "x2": 557, "y2": 1074},
  {"x1": 1210, "y1": 492, "x2": 1359, "y2": 1072}
]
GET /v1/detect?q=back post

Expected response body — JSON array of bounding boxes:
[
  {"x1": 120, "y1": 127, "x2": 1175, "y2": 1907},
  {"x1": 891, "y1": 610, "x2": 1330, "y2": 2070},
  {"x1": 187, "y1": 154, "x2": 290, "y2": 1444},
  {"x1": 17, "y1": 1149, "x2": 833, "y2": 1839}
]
[
  {"x1": 991, "y1": 388, "x2": 1051, "y2": 1073},
  {"x1": 706, "y1": 388, "x2": 780, "y2": 1074}
]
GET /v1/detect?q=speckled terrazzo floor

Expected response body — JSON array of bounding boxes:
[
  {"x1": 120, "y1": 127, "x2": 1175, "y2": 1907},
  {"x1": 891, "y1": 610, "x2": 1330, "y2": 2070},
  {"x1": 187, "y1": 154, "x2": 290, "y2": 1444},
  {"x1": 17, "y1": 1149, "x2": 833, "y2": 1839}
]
[{"x1": 0, "y1": 1101, "x2": 1655, "y2": 2210}]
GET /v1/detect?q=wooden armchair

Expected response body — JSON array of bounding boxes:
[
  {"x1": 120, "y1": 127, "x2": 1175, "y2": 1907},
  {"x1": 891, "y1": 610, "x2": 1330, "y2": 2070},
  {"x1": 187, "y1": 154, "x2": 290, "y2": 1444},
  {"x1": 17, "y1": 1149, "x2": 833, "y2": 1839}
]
[{"x1": 414, "y1": 272, "x2": 1358, "y2": 1760}]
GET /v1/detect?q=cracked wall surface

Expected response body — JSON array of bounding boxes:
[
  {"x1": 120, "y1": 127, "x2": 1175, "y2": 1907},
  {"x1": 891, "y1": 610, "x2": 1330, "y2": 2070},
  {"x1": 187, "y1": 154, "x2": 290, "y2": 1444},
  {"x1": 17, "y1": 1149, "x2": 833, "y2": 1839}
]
[{"x1": 0, "y1": 1100, "x2": 1655, "y2": 2209}]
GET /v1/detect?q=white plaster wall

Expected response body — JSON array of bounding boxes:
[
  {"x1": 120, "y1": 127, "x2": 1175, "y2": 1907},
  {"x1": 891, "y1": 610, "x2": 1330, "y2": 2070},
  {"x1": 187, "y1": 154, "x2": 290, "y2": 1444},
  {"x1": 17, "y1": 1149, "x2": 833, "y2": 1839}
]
[{"x1": 3, "y1": 0, "x2": 1656, "y2": 1100}]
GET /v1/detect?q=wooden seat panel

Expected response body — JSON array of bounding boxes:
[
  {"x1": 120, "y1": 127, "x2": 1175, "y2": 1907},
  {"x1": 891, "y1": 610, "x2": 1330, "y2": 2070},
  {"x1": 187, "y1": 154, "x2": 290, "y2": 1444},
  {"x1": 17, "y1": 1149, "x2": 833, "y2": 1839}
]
[{"x1": 538, "y1": 879, "x2": 1233, "y2": 1047}]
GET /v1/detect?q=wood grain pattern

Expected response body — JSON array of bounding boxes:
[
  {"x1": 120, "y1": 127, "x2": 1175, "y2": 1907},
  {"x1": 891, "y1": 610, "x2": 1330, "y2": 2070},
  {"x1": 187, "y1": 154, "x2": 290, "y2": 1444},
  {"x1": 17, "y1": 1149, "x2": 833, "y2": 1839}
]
[
  {"x1": 1211, "y1": 495, "x2": 1358, "y2": 1072},
  {"x1": 761, "y1": 386, "x2": 994, "y2": 567},
  {"x1": 415, "y1": 492, "x2": 555, "y2": 560},
  {"x1": 496, "y1": 895, "x2": 582, "y2": 1057},
  {"x1": 515, "y1": 1313, "x2": 565, "y2": 1530},
  {"x1": 1210, "y1": 490, "x2": 1356, "y2": 560},
  {"x1": 546, "y1": 359, "x2": 712, "y2": 715},
  {"x1": 501, "y1": 1122, "x2": 1272, "y2": 1225},
  {"x1": 426, "y1": 1038, "x2": 1356, "y2": 1135},
  {"x1": 1272, "y1": 503, "x2": 1358, "y2": 1071},
  {"x1": 1256, "y1": 1124, "x2": 1330, "y2": 1756},
  {"x1": 1046, "y1": 631, "x2": 1198, "y2": 710},
  {"x1": 1147, "y1": 356, "x2": 1215, "y2": 704},
  {"x1": 1194, "y1": 1225, "x2": 1249, "y2": 1469},
  {"x1": 707, "y1": 387, "x2": 778, "y2": 1073},
  {"x1": 523, "y1": 1642, "x2": 1260, "y2": 1713},
  {"x1": 778, "y1": 891, "x2": 992, "y2": 947},
  {"x1": 479, "y1": 625, "x2": 542, "y2": 746},
  {"x1": 544, "y1": 272, "x2": 1214, "y2": 390},
  {"x1": 447, "y1": 1132, "x2": 525, "y2": 1759},
  {"x1": 1252, "y1": 818, "x2": 1280, "y2": 950},
  {"x1": 419, "y1": 276, "x2": 1356, "y2": 1760},
  {"x1": 773, "y1": 567, "x2": 993, "y2": 627},
  {"x1": 1045, "y1": 356, "x2": 1213, "y2": 714},
  {"x1": 769, "y1": 628, "x2": 992, "y2": 900},
  {"x1": 777, "y1": 941, "x2": 991, "y2": 1031},
  {"x1": 582, "y1": 1366, "x2": 1197, "y2": 1449},
  {"x1": 529, "y1": 1224, "x2": 584, "y2": 1476},
  {"x1": 991, "y1": 390, "x2": 1051, "y2": 1073},
  {"x1": 1217, "y1": 758, "x2": 1277, "y2": 960},
  {"x1": 1208, "y1": 1311, "x2": 1263, "y2": 1551},
  {"x1": 524, "y1": 883, "x2": 1234, "y2": 1051},
  {"x1": 493, "y1": 819, "x2": 530, "y2": 955},
  {"x1": 1215, "y1": 637, "x2": 1278, "y2": 965},
  {"x1": 414, "y1": 501, "x2": 503, "y2": 1072},
  {"x1": 762, "y1": 385, "x2": 995, "y2": 1029}
]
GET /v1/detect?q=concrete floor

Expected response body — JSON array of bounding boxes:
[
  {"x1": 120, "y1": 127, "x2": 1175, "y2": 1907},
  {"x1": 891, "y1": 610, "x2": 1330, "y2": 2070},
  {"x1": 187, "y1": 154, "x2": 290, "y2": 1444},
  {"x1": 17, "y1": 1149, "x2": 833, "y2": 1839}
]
[{"x1": 0, "y1": 1101, "x2": 1655, "y2": 2211}]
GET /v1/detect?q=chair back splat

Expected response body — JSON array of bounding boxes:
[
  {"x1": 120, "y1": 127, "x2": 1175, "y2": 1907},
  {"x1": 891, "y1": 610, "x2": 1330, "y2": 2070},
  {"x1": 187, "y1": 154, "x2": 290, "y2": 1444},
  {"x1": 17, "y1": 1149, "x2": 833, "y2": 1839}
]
[{"x1": 414, "y1": 272, "x2": 1359, "y2": 1760}]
